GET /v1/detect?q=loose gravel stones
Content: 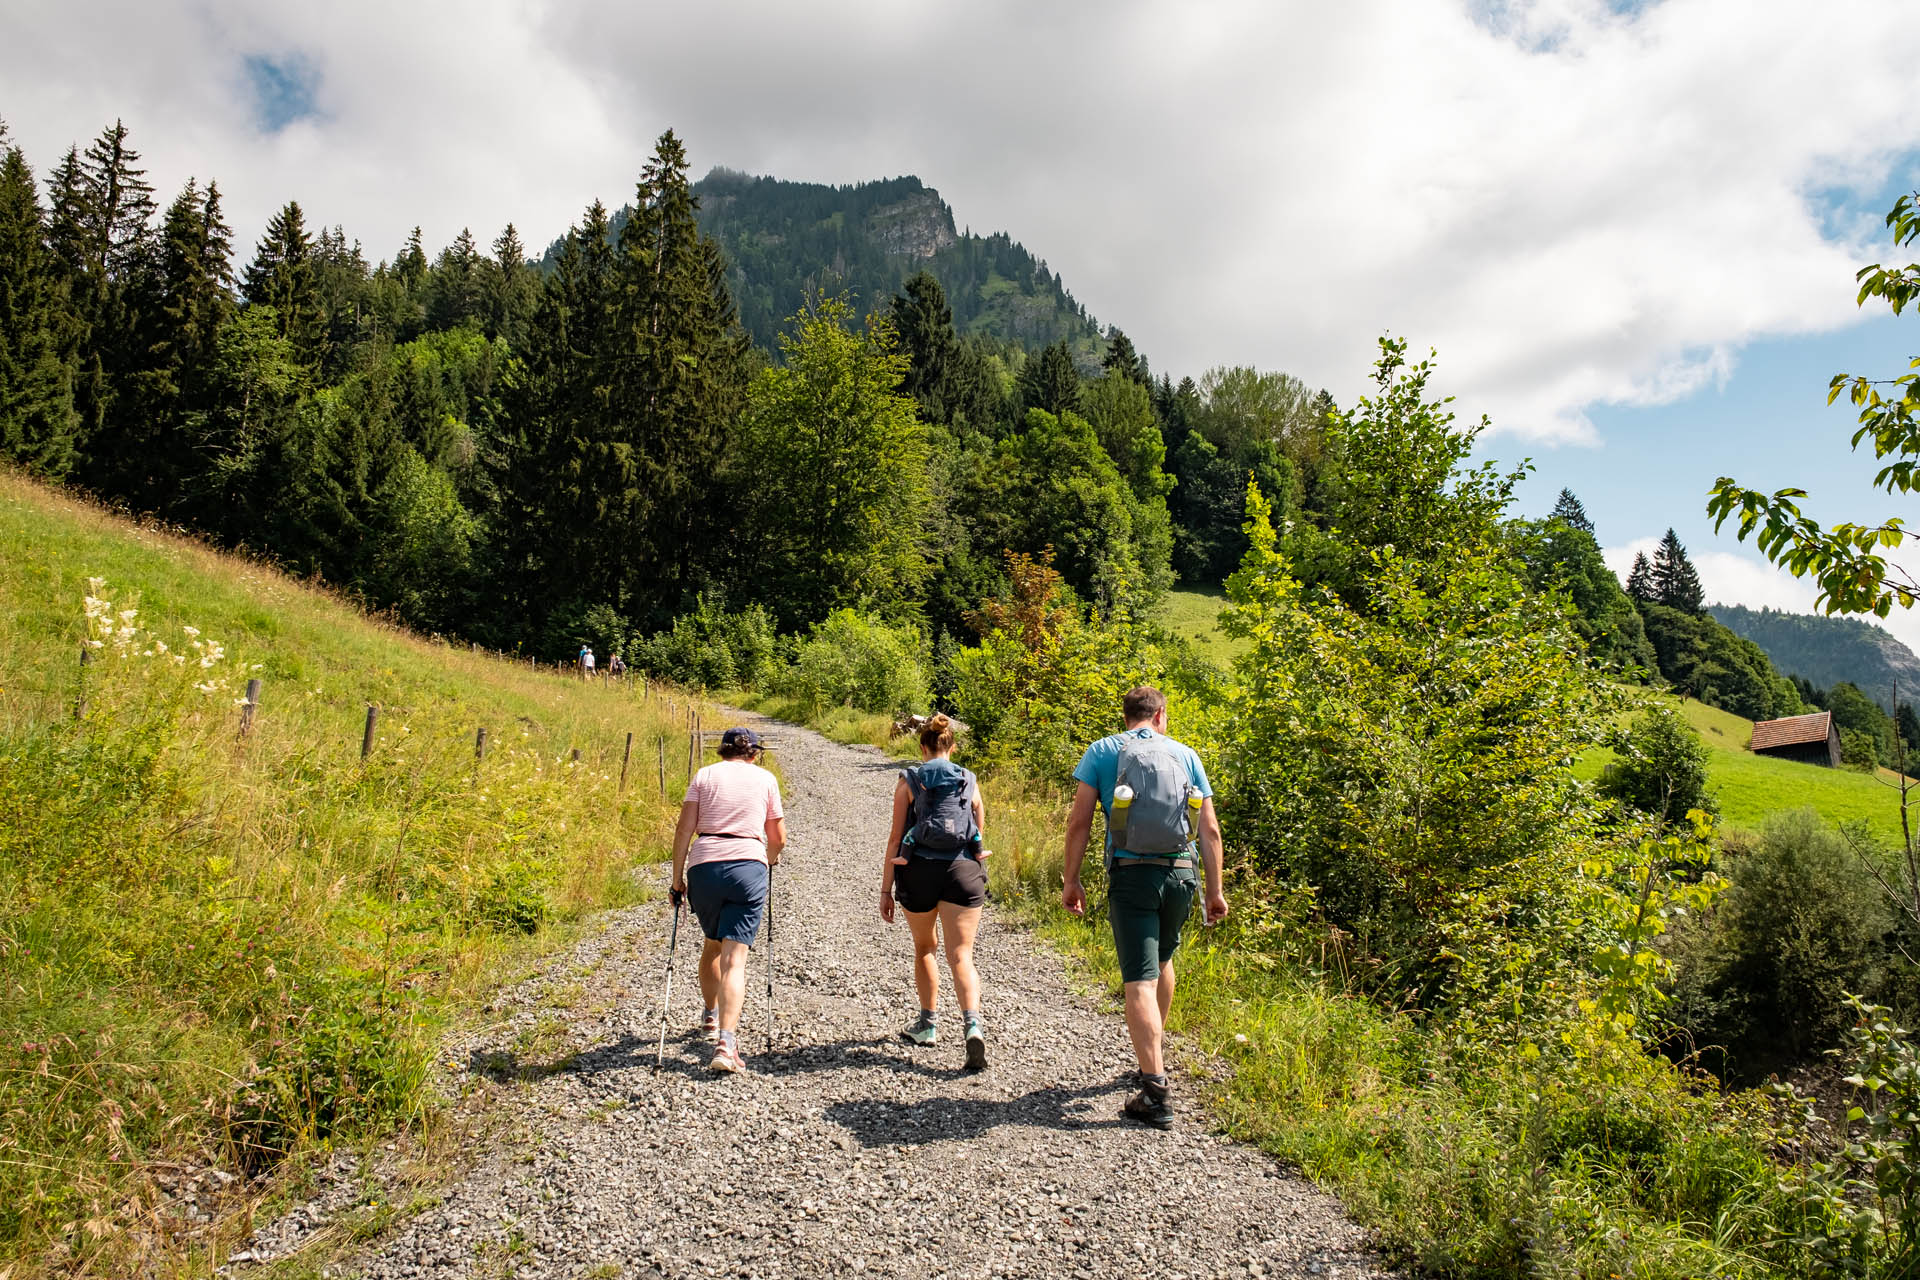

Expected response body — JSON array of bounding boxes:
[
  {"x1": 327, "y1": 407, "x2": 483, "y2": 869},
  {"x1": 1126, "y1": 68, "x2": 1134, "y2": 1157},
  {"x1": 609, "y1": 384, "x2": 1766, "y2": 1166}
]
[{"x1": 249, "y1": 715, "x2": 1396, "y2": 1279}]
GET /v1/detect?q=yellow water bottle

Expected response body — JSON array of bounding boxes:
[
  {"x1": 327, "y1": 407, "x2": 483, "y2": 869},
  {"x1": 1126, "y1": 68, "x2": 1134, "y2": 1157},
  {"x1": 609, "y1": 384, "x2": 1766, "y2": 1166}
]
[{"x1": 1112, "y1": 783, "x2": 1134, "y2": 842}]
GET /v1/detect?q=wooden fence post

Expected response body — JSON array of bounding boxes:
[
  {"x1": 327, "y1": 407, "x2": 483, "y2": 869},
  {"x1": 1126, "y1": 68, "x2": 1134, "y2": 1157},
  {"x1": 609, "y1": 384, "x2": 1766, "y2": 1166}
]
[
  {"x1": 240, "y1": 677, "x2": 262, "y2": 736},
  {"x1": 361, "y1": 704, "x2": 379, "y2": 759},
  {"x1": 475, "y1": 726, "x2": 488, "y2": 760},
  {"x1": 657, "y1": 738, "x2": 666, "y2": 794},
  {"x1": 619, "y1": 732, "x2": 633, "y2": 793}
]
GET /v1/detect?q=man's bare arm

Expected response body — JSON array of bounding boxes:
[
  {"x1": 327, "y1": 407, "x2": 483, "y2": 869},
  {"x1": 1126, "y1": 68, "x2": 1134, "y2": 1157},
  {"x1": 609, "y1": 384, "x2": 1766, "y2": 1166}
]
[{"x1": 1061, "y1": 782, "x2": 1099, "y2": 916}]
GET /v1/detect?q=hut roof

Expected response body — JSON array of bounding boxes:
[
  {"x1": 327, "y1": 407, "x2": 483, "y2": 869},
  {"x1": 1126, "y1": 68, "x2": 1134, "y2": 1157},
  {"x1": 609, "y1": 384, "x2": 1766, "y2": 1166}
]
[{"x1": 1751, "y1": 711, "x2": 1834, "y2": 751}]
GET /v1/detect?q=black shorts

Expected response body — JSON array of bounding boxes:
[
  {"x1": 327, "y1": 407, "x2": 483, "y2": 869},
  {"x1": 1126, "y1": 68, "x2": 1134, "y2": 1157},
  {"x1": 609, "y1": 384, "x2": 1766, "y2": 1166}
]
[{"x1": 893, "y1": 853, "x2": 987, "y2": 914}]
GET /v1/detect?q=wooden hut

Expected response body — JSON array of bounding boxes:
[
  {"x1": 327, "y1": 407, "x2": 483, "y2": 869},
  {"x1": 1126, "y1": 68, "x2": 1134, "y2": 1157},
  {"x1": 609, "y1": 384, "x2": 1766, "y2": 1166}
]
[{"x1": 1749, "y1": 710, "x2": 1841, "y2": 768}]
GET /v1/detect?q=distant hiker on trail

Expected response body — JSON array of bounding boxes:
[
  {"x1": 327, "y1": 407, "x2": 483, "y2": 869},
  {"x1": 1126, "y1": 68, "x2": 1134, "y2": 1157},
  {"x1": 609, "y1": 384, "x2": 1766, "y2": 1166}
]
[
  {"x1": 671, "y1": 726, "x2": 786, "y2": 1073},
  {"x1": 879, "y1": 712, "x2": 991, "y2": 1071},
  {"x1": 608, "y1": 652, "x2": 626, "y2": 678},
  {"x1": 1062, "y1": 685, "x2": 1227, "y2": 1128},
  {"x1": 579, "y1": 645, "x2": 595, "y2": 679}
]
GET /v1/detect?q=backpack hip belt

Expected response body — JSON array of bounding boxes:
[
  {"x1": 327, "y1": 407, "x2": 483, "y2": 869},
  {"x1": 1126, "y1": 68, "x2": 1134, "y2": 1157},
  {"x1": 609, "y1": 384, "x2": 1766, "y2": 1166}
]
[{"x1": 1107, "y1": 853, "x2": 1196, "y2": 870}]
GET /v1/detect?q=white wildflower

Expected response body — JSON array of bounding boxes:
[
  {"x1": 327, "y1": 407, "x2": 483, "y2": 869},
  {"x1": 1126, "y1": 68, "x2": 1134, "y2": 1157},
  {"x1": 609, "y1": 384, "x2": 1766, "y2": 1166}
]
[
  {"x1": 182, "y1": 626, "x2": 200, "y2": 638},
  {"x1": 153, "y1": 640, "x2": 167, "y2": 654},
  {"x1": 86, "y1": 576, "x2": 106, "y2": 595},
  {"x1": 86, "y1": 639, "x2": 105, "y2": 649},
  {"x1": 117, "y1": 609, "x2": 137, "y2": 624}
]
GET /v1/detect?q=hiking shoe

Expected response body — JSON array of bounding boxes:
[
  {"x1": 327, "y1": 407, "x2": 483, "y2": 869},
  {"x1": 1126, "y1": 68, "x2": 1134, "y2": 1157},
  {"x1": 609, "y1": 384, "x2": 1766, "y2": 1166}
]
[
  {"x1": 901, "y1": 1012, "x2": 938, "y2": 1046},
  {"x1": 963, "y1": 1019, "x2": 988, "y2": 1072},
  {"x1": 1122, "y1": 1082, "x2": 1175, "y2": 1130},
  {"x1": 708, "y1": 1041, "x2": 747, "y2": 1074},
  {"x1": 700, "y1": 1009, "x2": 720, "y2": 1042}
]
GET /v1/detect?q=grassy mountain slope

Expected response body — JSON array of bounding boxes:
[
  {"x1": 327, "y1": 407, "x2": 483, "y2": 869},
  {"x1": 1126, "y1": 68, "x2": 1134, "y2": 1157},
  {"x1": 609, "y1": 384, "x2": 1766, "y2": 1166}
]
[
  {"x1": 0, "y1": 470, "x2": 710, "y2": 1275},
  {"x1": 1575, "y1": 696, "x2": 1911, "y2": 840},
  {"x1": 1710, "y1": 602, "x2": 1920, "y2": 709}
]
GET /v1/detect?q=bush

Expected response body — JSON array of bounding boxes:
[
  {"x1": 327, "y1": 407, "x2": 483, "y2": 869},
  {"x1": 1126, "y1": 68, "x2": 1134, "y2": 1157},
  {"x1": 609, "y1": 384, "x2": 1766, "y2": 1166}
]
[
  {"x1": 1599, "y1": 703, "x2": 1716, "y2": 822},
  {"x1": 1780, "y1": 997, "x2": 1920, "y2": 1278},
  {"x1": 632, "y1": 595, "x2": 776, "y2": 691},
  {"x1": 230, "y1": 966, "x2": 427, "y2": 1168},
  {"x1": 1842, "y1": 726, "x2": 1882, "y2": 772},
  {"x1": 1669, "y1": 810, "x2": 1895, "y2": 1078},
  {"x1": 473, "y1": 859, "x2": 550, "y2": 934},
  {"x1": 773, "y1": 609, "x2": 927, "y2": 717}
]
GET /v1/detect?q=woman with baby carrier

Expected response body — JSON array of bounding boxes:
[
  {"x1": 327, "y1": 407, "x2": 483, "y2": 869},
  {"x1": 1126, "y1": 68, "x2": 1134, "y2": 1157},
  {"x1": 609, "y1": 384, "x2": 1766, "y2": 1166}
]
[{"x1": 878, "y1": 713, "x2": 990, "y2": 1070}]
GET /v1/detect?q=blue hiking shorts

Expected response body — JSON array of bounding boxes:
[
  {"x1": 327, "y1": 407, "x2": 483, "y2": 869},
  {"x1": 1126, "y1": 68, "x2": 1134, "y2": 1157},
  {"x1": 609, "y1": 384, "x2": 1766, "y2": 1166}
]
[{"x1": 686, "y1": 859, "x2": 768, "y2": 945}]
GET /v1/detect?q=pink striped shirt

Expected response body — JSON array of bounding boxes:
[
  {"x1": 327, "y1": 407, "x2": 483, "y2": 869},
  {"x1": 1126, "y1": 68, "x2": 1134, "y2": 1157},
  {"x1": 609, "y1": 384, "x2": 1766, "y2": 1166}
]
[{"x1": 685, "y1": 760, "x2": 784, "y2": 868}]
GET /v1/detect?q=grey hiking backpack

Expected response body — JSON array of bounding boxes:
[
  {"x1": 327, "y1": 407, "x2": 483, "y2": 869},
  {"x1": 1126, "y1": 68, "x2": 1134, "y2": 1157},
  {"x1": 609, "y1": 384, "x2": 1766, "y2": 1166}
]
[
  {"x1": 1109, "y1": 732, "x2": 1201, "y2": 859},
  {"x1": 902, "y1": 760, "x2": 980, "y2": 860}
]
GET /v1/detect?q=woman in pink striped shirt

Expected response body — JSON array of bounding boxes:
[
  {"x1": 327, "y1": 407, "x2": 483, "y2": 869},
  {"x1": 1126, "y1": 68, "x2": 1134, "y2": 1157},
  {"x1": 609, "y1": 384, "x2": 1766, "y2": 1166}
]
[{"x1": 670, "y1": 726, "x2": 786, "y2": 1073}]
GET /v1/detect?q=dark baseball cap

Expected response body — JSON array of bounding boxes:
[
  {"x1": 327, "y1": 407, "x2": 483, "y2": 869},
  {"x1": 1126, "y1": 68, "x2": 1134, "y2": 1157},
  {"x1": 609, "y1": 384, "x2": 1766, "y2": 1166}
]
[{"x1": 720, "y1": 726, "x2": 761, "y2": 752}]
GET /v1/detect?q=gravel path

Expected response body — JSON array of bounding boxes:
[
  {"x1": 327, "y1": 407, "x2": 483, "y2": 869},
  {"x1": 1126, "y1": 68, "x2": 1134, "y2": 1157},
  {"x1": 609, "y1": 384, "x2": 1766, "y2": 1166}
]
[{"x1": 263, "y1": 714, "x2": 1395, "y2": 1279}]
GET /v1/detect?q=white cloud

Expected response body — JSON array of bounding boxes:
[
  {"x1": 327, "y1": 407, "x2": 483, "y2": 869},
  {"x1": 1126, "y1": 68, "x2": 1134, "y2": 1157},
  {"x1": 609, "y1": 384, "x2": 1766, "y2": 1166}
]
[
  {"x1": 1604, "y1": 538, "x2": 1920, "y2": 656},
  {"x1": 1, "y1": 0, "x2": 1915, "y2": 443}
]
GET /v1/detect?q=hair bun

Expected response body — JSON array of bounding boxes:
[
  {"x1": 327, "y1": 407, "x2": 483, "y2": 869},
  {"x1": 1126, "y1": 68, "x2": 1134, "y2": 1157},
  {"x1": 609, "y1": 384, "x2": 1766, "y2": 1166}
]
[{"x1": 928, "y1": 713, "x2": 951, "y2": 729}]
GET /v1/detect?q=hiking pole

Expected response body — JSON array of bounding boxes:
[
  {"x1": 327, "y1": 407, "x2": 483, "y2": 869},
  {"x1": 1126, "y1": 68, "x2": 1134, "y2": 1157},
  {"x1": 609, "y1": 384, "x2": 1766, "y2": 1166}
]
[
  {"x1": 765, "y1": 858, "x2": 776, "y2": 1055},
  {"x1": 654, "y1": 892, "x2": 683, "y2": 1072}
]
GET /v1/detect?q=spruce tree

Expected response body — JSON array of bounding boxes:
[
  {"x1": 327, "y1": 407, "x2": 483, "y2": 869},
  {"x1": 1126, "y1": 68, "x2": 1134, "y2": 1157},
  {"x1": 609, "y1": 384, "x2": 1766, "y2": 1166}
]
[
  {"x1": 1550, "y1": 487, "x2": 1594, "y2": 535},
  {"x1": 312, "y1": 225, "x2": 371, "y2": 380},
  {"x1": 481, "y1": 223, "x2": 538, "y2": 349},
  {"x1": 243, "y1": 201, "x2": 321, "y2": 362},
  {"x1": 0, "y1": 136, "x2": 79, "y2": 476},
  {"x1": 1102, "y1": 326, "x2": 1144, "y2": 384},
  {"x1": 606, "y1": 130, "x2": 749, "y2": 610},
  {"x1": 889, "y1": 271, "x2": 962, "y2": 422},
  {"x1": 1652, "y1": 528, "x2": 1705, "y2": 613},
  {"x1": 499, "y1": 200, "x2": 620, "y2": 621},
  {"x1": 1625, "y1": 550, "x2": 1655, "y2": 601},
  {"x1": 45, "y1": 123, "x2": 159, "y2": 459},
  {"x1": 1019, "y1": 338, "x2": 1081, "y2": 417},
  {"x1": 425, "y1": 227, "x2": 483, "y2": 332},
  {"x1": 124, "y1": 178, "x2": 233, "y2": 505}
]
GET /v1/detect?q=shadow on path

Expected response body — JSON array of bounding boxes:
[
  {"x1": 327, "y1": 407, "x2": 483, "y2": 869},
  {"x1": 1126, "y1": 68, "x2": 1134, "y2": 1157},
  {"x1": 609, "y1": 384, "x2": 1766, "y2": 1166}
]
[{"x1": 824, "y1": 1078, "x2": 1137, "y2": 1146}]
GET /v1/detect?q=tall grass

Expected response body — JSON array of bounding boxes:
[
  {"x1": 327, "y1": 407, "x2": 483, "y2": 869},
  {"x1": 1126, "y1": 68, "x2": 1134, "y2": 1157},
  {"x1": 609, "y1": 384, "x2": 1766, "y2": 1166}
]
[
  {"x1": 977, "y1": 770, "x2": 1795, "y2": 1279},
  {"x1": 0, "y1": 472, "x2": 718, "y2": 1277}
]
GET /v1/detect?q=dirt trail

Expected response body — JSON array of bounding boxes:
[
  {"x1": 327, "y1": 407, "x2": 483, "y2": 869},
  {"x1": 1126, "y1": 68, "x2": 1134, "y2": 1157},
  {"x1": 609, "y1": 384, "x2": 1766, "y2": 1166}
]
[{"x1": 245, "y1": 713, "x2": 1393, "y2": 1279}]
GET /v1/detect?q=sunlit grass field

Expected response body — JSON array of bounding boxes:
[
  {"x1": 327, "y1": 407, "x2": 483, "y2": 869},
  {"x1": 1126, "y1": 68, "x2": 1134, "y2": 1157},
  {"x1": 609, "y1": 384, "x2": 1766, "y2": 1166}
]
[
  {"x1": 0, "y1": 470, "x2": 719, "y2": 1277},
  {"x1": 1571, "y1": 693, "x2": 1913, "y2": 842},
  {"x1": 1156, "y1": 587, "x2": 1249, "y2": 667}
]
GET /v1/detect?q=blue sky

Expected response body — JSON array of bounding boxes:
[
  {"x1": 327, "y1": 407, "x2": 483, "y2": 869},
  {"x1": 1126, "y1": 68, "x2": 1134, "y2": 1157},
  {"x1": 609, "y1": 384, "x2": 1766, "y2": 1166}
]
[{"x1": 1508, "y1": 298, "x2": 1919, "y2": 646}]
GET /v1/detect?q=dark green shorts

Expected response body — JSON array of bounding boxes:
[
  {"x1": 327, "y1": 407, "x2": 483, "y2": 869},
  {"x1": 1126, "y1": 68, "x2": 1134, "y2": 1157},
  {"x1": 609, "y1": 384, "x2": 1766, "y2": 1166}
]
[{"x1": 1108, "y1": 863, "x2": 1199, "y2": 983}]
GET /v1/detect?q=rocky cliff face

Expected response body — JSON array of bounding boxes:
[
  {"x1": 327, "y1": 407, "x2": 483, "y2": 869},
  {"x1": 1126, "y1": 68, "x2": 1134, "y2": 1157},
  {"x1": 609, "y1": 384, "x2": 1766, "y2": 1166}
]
[
  {"x1": 864, "y1": 189, "x2": 957, "y2": 259},
  {"x1": 1711, "y1": 603, "x2": 1920, "y2": 708}
]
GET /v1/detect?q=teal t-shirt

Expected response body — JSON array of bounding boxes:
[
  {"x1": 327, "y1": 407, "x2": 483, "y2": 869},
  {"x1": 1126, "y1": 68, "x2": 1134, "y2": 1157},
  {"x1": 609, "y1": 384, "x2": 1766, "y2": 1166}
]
[{"x1": 1071, "y1": 727, "x2": 1212, "y2": 855}]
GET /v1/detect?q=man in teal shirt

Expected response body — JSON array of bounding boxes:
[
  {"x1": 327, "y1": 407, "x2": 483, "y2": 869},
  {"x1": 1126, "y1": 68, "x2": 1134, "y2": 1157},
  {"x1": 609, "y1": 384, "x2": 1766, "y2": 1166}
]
[{"x1": 1063, "y1": 685, "x2": 1228, "y2": 1129}]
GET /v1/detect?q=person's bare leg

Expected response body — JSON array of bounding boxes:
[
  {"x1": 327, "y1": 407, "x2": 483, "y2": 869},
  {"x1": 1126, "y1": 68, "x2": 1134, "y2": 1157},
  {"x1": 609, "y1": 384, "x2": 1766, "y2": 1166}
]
[
  {"x1": 905, "y1": 910, "x2": 941, "y2": 1012},
  {"x1": 714, "y1": 939, "x2": 751, "y2": 1031},
  {"x1": 937, "y1": 903, "x2": 983, "y2": 1011},
  {"x1": 1124, "y1": 977, "x2": 1166, "y2": 1076},
  {"x1": 698, "y1": 939, "x2": 722, "y2": 1012},
  {"x1": 1158, "y1": 957, "x2": 1176, "y2": 1028}
]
